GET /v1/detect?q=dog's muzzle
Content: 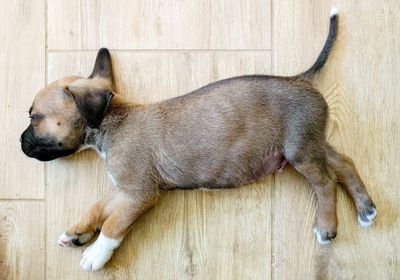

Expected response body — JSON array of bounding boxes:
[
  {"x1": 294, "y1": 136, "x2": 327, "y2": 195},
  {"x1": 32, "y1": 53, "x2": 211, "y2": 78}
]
[{"x1": 20, "y1": 126, "x2": 76, "y2": 161}]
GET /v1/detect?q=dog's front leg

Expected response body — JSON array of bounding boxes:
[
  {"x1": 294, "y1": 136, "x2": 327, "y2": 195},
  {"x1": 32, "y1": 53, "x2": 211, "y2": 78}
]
[
  {"x1": 79, "y1": 189, "x2": 159, "y2": 271},
  {"x1": 57, "y1": 190, "x2": 121, "y2": 247}
]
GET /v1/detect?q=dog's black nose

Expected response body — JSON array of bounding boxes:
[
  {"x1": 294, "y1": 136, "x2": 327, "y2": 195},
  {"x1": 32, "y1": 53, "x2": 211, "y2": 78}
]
[
  {"x1": 20, "y1": 129, "x2": 28, "y2": 142},
  {"x1": 20, "y1": 131, "x2": 26, "y2": 145},
  {"x1": 20, "y1": 129, "x2": 35, "y2": 155},
  {"x1": 21, "y1": 139, "x2": 33, "y2": 153}
]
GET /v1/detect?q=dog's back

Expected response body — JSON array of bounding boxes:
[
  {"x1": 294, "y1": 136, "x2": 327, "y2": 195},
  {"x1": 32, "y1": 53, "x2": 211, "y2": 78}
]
[
  {"x1": 147, "y1": 75, "x2": 323, "y2": 189},
  {"x1": 142, "y1": 13, "x2": 338, "y2": 189}
]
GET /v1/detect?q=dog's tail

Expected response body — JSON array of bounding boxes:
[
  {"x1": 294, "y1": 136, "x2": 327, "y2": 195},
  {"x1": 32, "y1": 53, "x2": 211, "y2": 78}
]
[{"x1": 300, "y1": 8, "x2": 338, "y2": 79}]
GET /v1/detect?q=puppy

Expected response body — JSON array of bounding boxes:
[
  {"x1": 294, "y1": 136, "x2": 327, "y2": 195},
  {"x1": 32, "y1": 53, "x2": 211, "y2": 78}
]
[{"x1": 20, "y1": 10, "x2": 376, "y2": 271}]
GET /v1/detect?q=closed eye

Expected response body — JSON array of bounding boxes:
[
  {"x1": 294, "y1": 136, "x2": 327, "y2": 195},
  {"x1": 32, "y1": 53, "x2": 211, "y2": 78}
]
[{"x1": 29, "y1": 114, "x2": 42, "y2": 120}]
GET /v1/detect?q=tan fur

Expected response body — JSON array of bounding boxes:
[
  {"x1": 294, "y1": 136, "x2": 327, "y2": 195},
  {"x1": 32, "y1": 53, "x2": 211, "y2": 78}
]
[
  {"x1": 29, "y1": 77, "x2": 84, "y2": 149},
  {"x1": 21, "y1": 39, "x2": 376, "y2": 268},
  {"x1": 64, "y1": 190, "x2": 154, "y2": 241},
  {"x1": 325, "y1": 145, "x2": 375, "y2": 216},
  {"x1": 26, "y1": 59, "x2": 375, "y2": 245}
]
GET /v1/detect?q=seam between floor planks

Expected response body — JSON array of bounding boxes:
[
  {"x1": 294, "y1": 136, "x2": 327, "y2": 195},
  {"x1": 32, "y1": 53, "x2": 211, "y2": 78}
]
[{"x1": 48, "y1": 49, "x2": 273, "y2": 53}]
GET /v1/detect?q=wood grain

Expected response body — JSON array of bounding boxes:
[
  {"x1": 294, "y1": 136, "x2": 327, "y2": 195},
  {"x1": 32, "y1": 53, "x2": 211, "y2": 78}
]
[
  {"x1": 0, "y1": 0, "x2": 45, "y2": 199},
  {"x1": 273, "y1": 1, "x2": 400, "y2": 279},
  {"x1": 46, "y1": 51, "x2": 272, "y2": 279},
  {"x1": 47, "y1": 0, "x2": 271, "y2": 50},
  {"x1": 0, "y1": 202, "x2": 45, "y2": 280},
  {"x1": 272, "y1": 2, "x2": 332, "y2": 278},
  {"x1": 2, "y1": 0, "x2": 400, "y2": 278}
]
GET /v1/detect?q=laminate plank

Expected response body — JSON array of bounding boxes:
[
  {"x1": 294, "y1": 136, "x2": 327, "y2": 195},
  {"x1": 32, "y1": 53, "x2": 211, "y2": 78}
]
[
  {"x1": 0, "y1": 0, "x2": 45, "y2": 199},
  {"x1": 47, "y1": 0, "x2": 271, "y2": 50},
  {"x1": 0, "y1": 202, "x2": 45, "y2": 280}
]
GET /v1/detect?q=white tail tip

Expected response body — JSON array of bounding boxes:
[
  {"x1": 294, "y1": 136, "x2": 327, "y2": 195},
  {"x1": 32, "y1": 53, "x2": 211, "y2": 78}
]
[{"x1": 330, "y1": 7, "x2": 338, "y2": 17}]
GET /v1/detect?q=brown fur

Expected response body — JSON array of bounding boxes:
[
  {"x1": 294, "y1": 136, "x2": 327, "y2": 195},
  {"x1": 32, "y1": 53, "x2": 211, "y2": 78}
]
[
  {"x1": 22, "y1": 52, "x2": 375, "y2": 242},
  {"x1": 20, "y1": 14, "x2": 376, "y2": 268}
]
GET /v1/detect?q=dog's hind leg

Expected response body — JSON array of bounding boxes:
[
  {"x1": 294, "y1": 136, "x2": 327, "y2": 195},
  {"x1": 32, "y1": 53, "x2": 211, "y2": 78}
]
[
  {"x1": 292, "y1": 157, "x2": 338, "y2": 245},
  {"x1": 285, "y1": 141, "x2": 338, "y2": 245},
  {"x1": 325, "y1": 143, "x2": 377, "y2": 227},
  {"x1": 79, "y1": 189, "x2": 159, "y2": 271}
]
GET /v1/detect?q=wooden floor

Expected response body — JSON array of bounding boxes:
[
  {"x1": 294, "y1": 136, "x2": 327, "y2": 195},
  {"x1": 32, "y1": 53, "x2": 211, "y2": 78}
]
[{"x1": 1, "y1": 1, "x2": 399, "y2": 279}]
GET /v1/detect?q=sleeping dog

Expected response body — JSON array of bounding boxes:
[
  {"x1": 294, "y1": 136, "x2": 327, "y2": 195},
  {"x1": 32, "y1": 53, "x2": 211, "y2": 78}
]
[{"x1": 20, "y1": 9, "x2": 376, "y2": 271}]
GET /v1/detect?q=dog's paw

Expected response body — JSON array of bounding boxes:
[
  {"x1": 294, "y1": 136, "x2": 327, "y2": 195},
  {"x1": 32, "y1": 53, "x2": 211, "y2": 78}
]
[
  {"x1": 57, "y1": 231, "x2": 94, "y2": 247},
  {"x1": 358, "y1": 205, "x2": 377, "y2": 227},
  {"x1": 313, "y1": 227, "x2": 337, "y2": 245},
  {"x1": 80, "y1": 232, "x2": 121, "y2": 271}
]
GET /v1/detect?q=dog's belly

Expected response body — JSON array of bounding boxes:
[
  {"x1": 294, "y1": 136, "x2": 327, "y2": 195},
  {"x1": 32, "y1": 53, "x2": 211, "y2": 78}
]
[
  {"x1": 158, "y1": 148, "x2": 288, "y2": 190},
  {"x1": 250, "y1": 150, "x2": 288, "y2": 183}
]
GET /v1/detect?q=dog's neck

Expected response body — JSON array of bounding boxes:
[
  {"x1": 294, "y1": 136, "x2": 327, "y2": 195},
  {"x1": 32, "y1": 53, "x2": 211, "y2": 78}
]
[
  {"x1": 84, "y1": 128, "x2": 103, "y2": 148},
  {"x1": 83, "y1": 95, "x2": 140, "y2": 156}
]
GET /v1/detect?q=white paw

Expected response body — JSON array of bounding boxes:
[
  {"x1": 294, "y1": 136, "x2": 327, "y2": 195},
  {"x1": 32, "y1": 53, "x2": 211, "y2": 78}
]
[
  {"x1": 80, "y1": 232, "x2": 121, "y2": 271},
  {"x1": 57, "y1": 231, "x2": 93, "y2": 247},
  {"x1": 57, "y1": 232, "x2": 74, "y2": 247},
  {"x1": 358, "y1": 207, "x2": 377, "y2": 227},
  {"x1": 313, "y1": 227, "x2": 333, "y2": 245}
]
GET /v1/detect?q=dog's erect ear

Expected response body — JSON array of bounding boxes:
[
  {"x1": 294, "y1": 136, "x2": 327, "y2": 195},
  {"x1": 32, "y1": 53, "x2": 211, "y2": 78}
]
[
  {"x1": 89, "y1": 48, "x2": 113, "y2": 82},
  {"x1": 67, "y1": 87, "x2": 114, "y2": 129}
]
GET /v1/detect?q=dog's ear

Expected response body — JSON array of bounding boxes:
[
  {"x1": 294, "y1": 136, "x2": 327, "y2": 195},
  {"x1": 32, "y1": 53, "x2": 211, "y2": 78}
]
[
  {"x1": 66, "y1": 87, "x2": 114, "y2": 128},
  {"x1": 89, "y1": 48, "x2": 113, "y2": 83}
]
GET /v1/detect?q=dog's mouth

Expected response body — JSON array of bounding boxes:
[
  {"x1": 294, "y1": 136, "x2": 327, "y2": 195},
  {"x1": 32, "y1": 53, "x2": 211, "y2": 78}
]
[
  {"x1": 20, "y1": 127, "x2": 78, "y2": 161},
  {"x1": 21, "y1": 139, "x2": 77, "y2": 161},
  {"x1": 22, "y1": 144, "x2": 77, "y2": 161}
]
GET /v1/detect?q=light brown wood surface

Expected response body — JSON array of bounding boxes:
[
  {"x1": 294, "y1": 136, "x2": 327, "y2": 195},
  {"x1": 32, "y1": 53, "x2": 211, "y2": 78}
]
[
  {"x1": 48, "y1": 0, "x2": 271, "y2": 50},
  {"x1": 1, "y1": 0, "x2": 399, "y2": 279},
  {"x1": 0, "y1": 0, "x2": 45, "y2": 199},
  {"x1": 0, "y1": 202, "x2": 45, "y2": 280}
]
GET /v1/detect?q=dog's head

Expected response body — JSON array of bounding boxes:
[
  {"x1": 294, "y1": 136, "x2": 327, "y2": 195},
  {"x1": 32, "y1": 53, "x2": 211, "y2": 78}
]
[{"x1": 21, "y1": 48, "x2": 114, "y2": 161}]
